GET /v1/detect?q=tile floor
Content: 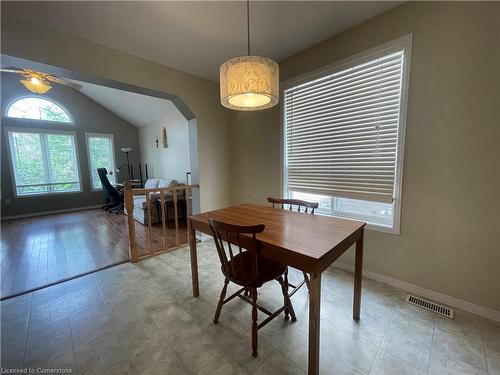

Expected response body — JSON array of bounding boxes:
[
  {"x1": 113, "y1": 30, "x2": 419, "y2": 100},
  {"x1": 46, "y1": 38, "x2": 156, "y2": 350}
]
[{"x1": 1, "y1": 240, "x2": 499, "y2": 374}]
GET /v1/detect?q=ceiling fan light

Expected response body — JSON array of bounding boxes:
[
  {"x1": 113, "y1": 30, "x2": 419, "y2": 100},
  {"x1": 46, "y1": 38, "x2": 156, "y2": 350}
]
[
  {"x1": 220, "y1": 56, "x2": 279, "y2": 111},
  {"x1": 20, "y1": 78, "x2": 51, "y2": 94}
]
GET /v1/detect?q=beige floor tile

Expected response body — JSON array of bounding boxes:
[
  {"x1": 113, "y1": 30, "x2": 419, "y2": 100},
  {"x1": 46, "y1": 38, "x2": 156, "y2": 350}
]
[
  {"x1": 81, "y1": 352, "x2": 135, "y2": 375},
  {"x1": 45, "y1": 352, "x2": 75, "y2": 372},
  {"x1": 71, "y1": 318, "x2": 116, "y2": 352},
  {"x1": 377, "y1": 323, "x2": 432, "y2": 372},
  {"x1": 481, "y1": 319, "x2": 500, "y2": 353},
  {"x1": 140, "y1": 352, "x2": 191, "y2": 375},
  {"x1": 220, "y1": 333, "x2": 276, "y2": 374},
  {"x1": 175, "y1": 334, "x2": 222, "y2": 373},
  {"x1": 2, "y1": 241, "x2": 500, "y2": 375},
  {"x1": 370, "y1": 348, "x2": 427, "y2": 375},
  {"x1": 432, "y1": 328, "x2": 488, "y2": 372},
  {"x1": 1, "y1": 315, "x2": 28, "y2": 347},
  {"x1": 139, "y1": 353, "x2": 191, "y2": 375},
  {"x1": 24, "y1": 332, "x2": 73, "y2": 368},
  {"x1": 429, "y1": 349, "x2": 488, "y2": 375},
  {"x1": 319, "y1": 326, "x2": 380, "y2": 375},
  {"x1": 124, "y1": 331, "x2": 172, "y2": 374},
  {"x1": 0, "y1": 294, "x2": 31, "y2": 322},
  {"x1": 26, "y1": 317, "x2": 71, "y2": 348},
  {"x1": 198, "y1": 350, "x2": 250, "y2": 375},
  {"x1": 73, "y1": 332, "x2": 122, "y2": 373},
  {"x1": 253, "y1": 350, "x2": 305, "y2": 375},
  {"x1": 1, "y1": 340, "x2": 26, "y2": 369},
  {"x1": 486, "y1": 347, "x2": 500, "y2": 375},
  {"x1": 435, "y1": 310, "x2": 484, "y2": 344}
]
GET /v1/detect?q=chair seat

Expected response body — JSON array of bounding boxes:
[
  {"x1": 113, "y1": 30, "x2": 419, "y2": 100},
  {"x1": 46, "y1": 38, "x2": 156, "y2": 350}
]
[{"x1": 223, "y1": 251, "x2": 287, "y2": 287}]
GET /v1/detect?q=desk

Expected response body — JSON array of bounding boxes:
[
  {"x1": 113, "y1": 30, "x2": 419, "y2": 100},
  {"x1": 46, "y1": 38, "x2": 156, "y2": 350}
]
[{"x1": 188, "y1": 203, "x2": 365, "y2": 375}]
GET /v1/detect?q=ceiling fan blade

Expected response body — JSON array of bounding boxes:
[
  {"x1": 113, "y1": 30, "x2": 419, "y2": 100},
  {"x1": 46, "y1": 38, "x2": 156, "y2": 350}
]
[
  {"x1": 0, "y1": 68, "x2": 24, "y2": 74},
  {"x1": 46, "y1": 76, "x2": 82, "y2": 90}
]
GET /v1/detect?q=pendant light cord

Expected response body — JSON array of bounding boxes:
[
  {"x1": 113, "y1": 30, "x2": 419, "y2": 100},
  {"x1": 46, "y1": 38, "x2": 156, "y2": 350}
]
[{"x1": 247, "y1": 0, "x2": 250, "y2": 55}]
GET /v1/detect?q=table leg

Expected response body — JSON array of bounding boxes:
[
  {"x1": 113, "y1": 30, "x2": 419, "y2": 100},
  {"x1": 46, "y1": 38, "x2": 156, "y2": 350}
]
[
  {"x1": 353, "y1": 229, "x2": 364, "y2": 320},
  {"x1": 308, "y1": 272, "x2": 321, "y2": 375},
  {"x1": 188, "y1": 219, "x2": 199, "y2": 297}
]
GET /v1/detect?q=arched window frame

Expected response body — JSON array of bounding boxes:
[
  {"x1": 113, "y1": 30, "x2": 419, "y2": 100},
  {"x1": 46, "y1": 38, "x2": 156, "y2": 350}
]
[{"x1": 5, "y1": 95, "x2": 74, "y2": 124}]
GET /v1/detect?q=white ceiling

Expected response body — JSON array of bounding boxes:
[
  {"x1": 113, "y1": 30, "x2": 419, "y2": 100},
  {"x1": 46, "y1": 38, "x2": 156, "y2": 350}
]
[
  {"x1": 4, "y1": 1, "x2": 403, "y2": 81},
  {"x1": 72, "y1": 79, "x2": 175, "y2": 127}
]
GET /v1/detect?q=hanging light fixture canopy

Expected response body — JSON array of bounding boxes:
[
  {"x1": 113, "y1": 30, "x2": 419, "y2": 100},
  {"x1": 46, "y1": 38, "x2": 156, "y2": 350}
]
[{"x1": 220, "y1": 0, "x2": 279, "y2": 111}]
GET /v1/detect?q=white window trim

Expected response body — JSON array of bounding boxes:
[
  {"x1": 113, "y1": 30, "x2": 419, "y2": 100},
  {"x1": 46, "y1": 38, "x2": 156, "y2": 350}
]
[
  {"x1": 4, "y1": 127, "x2": 83, "y2": 198},
  {"x1": 280, "y1": 34, "x2": 412, "y2": 235},
  {"x1": 4, "y1": 95, "x2": 74, "y2": 125},
  {"x1": 85, "y1": 133, "x2": 116, "y2": 191}
]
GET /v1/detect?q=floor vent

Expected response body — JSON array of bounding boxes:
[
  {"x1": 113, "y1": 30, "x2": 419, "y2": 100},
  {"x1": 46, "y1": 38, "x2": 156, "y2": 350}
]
[{"x1": 405, "y1": 294, "x2": 454, "y2": 319}]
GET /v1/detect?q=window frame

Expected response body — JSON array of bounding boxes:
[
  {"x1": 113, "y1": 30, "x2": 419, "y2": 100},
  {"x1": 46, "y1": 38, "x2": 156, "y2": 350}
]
[
  {"x1": 280, "y1": 34, "x2": 412, "y2": 235},
  {"x1": 4, "y1": 127, "x2": 82, "y2": 198},
  {"x1": 4, "y1": 95, "x2": 74, "y2": 125},
  {"x1": 85, "y1": 133, "x2": 116, "y2": 191}
]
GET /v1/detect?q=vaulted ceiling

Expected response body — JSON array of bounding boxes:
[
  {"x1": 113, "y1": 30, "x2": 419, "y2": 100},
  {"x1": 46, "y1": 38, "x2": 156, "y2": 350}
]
[
  {"x1": 3, "y1": 1, "x2": 403, "y2": 81},
  {"x1": 69, "y1": 79, "x2": 176, "y2": 127}
]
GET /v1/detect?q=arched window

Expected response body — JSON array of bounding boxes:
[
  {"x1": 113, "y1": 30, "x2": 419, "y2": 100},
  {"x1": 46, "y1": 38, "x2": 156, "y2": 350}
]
[{"x1": 6, "y1": 96, "x2": 72, "y2": 123}]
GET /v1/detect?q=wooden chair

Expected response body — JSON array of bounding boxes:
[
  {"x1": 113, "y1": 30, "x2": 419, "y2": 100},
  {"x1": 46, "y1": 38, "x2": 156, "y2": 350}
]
[
  {"x1": 267, "y1": 197, "x2": 318, "y2": 214},
  {"x1": 208, "y1": 218, "x2": 296, "y2": 357},
  {"x1": 267, "y1": 197, "x2": 319, "y2": 294}
]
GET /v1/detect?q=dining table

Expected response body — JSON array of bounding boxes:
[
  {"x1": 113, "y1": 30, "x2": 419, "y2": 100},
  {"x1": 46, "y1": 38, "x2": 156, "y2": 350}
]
[{"x1": 187, "y1": 203, "x2": 365, "y2": 375}]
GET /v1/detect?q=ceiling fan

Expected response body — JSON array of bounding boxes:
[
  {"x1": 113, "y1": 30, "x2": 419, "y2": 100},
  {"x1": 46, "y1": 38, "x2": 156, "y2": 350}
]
[{"x1": 0, "y1": 68, "x2": 81, "y2": 94}]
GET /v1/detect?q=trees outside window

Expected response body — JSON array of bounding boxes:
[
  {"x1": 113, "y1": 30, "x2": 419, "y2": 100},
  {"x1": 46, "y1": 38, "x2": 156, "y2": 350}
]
[{"x1": 7, "y1": 130, "x2": 80, "y2": 196}]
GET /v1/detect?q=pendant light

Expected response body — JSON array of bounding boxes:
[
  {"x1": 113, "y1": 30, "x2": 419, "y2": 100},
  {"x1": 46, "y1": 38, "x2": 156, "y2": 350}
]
[{"x1": 220, "y1": 0, "x2": 279, "y2": 111}]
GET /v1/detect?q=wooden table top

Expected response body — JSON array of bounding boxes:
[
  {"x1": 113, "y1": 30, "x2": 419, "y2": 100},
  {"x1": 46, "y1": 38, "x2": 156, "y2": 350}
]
[{"x1": 189, "y1": 203, "x2": 365, "y2": 273}]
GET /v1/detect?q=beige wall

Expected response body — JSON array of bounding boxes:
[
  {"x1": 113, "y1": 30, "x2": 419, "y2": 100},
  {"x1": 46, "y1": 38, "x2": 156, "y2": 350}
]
[
  {"x1": 1, "y1": 14, "x2": 232, "y2": 212},
  {"x1": 229, "y1": 2, "x2": 500, "y2": 311},
  {"x1": 138, "y1": 101, "x2": 191, "y2": 183}
]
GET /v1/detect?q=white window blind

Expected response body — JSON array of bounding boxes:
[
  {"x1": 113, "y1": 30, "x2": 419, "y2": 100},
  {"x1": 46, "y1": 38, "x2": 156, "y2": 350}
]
[{"x1": 285, "y1": 51, "x2": 404, "y2": 204}]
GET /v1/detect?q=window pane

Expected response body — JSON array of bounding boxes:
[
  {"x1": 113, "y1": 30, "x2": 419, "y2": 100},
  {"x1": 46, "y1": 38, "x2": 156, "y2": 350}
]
[
  {"x1": 52, "y1": 183, "x2": 80, "y2": 192},
  {"x1": 7, "y1": 97, "x2": 71, "y2": 123},
  {"x1": 290, "y1": 191, "x2": 332, "y2": 211},
  {"x1": 18, "y1": 185, "x2": 49, "y2": 195},
  {"x1": 46, "y1": 134, "x2": 80, "y2": 191},
  {"x1": 335, "y1": 197, "x2": 393, "y2": 222},
  {"x1": 288, "y1": 188, "x2": 394, "y2": 227},
  {"x1": 9, "y1": 132, "x2": 48, "y2": 195},
  {"x1": 8, "y1": 131, "x2": 80, "y2": 196},
  {"x1": 88, "y1": 136, "x2": 115, "y2": 189}
]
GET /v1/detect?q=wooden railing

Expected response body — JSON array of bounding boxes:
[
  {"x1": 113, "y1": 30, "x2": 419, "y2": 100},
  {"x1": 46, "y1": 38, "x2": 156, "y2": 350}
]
[{"x1": 124, "y1": 181, "x2": 199, "y2": 262}]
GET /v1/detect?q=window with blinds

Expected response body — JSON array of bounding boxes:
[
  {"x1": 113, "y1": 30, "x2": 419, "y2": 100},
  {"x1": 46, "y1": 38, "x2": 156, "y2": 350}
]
[
  {"x1": 283, "y1": 36, "x2": 411, "y2": 233},
  {"x1": 285, "y1": 51, "x2": 404, "y2": 204}
]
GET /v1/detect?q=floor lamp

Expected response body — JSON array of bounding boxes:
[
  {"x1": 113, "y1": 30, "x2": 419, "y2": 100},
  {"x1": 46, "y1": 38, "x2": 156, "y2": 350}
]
[{"x1": 120, "y1": 147, "x2": 132, "y2": 179}]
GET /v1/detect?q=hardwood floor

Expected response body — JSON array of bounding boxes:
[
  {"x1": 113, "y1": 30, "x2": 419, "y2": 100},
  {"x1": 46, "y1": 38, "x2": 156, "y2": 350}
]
[{"x1": 0, "y1": 209, "x2": 187, "y2": 299}]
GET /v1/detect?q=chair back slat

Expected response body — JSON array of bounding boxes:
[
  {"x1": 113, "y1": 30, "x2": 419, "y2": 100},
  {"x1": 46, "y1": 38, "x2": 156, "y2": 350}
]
[
  {"x1": 208, "y1": 219, "x2": 265, "y2": 283},
  {"x1": 267, "y1": 197, "x2": 319, "y2": 214}
]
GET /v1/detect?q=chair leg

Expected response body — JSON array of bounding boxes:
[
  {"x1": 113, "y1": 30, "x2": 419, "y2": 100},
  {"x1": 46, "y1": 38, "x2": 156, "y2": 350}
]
[
  {"x1": 279, "y1": 276, "x2": 297, "y2": 322},
  {"x1": 284, "y1": 269, "x2": 290, "y2": 292},
  {"x1": 303, "y1": 272, "x2": 310, "y2": 290},
  {"x1": 115, "y1": 203, "x2": 124, "y2": 214},
  {"x1": 251, "y1": 287, "x2": 258, "y2": 357},
  {"x1": 214, "y1": 278, "x2": 229, "y2": 324},
  {"x1": 277, "y1": 276, "x2": 290, "y2": 320}
]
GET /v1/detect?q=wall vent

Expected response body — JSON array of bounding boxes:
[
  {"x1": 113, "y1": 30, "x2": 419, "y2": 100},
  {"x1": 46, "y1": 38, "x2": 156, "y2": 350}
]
[{"x1": 405, "y1": 294, "x2": 454, "y2": 319}]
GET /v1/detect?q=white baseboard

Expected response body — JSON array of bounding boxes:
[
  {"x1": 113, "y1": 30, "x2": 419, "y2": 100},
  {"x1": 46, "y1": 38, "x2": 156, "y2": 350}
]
[
  {"x1": 334, "y1": 262, "x2": 500, "y2": 323},
  {"x1": 1, "y1": 205, "x2": 103, "y2": 221}
]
